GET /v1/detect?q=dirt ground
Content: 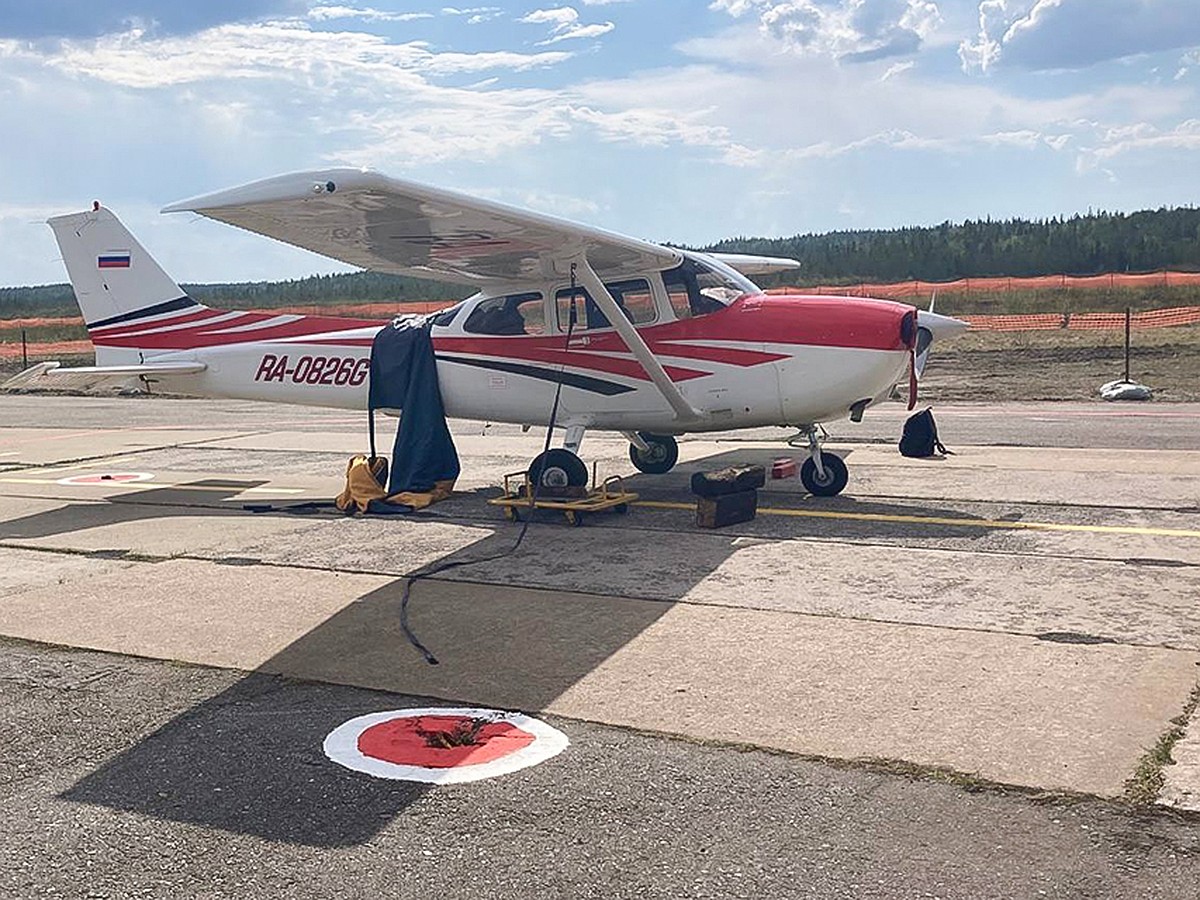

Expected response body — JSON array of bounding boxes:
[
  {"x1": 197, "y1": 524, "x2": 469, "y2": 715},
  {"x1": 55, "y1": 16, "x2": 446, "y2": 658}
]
[{"x1": 921, "y1": 324, "x2": 1200, "y2": 403}]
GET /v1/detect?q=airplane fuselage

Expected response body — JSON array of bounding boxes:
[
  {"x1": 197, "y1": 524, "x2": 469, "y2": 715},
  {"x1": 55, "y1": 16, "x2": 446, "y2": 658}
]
[{"x1": 88, "y1": 289, "x2": 916, "y2": 432}]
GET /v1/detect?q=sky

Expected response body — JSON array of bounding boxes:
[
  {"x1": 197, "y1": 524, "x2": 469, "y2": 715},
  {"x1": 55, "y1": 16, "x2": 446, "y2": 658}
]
[{"x1": 1, "y1": 0, "x2": 1198, "y2": 287}]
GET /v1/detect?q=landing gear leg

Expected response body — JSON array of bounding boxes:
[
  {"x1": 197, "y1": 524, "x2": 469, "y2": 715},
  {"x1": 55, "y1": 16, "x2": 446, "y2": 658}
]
[
  {"x1": 796, "y1": 424, "x2": 849, "y2": 497},
  {"x1": 564, "y1": 424, "x2": 586, "y2": 456}
]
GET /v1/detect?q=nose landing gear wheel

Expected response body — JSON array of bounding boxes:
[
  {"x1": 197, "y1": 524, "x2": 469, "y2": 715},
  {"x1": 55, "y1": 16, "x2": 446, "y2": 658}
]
[
  {"x1": 800, "y1": 453, "x2": 848, "y2": 497},
  {"x1": 628, "y1": 433, "x2": 679, "y2": 475},
  {"x1": 528, "y1": 448, "x2": 588, "y2": 488}
]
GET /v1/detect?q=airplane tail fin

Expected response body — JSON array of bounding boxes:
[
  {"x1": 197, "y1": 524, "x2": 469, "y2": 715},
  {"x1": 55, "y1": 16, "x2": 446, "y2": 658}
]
[{"x1": 47, "y1": 206, "x2": 208, "y2": 364}]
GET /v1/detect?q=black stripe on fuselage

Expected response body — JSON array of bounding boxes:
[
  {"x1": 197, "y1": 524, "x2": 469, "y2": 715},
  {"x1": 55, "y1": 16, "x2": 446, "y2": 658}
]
[
  {"x1": 86, "y1": 296, "x2": 200, "y2": 330},
  {"x1": 438, "y1": 354, "x2": 635, "y2": 396}
]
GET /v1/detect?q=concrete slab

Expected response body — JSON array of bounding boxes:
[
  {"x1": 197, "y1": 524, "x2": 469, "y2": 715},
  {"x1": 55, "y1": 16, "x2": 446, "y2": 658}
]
[
  {"x1": 419, "y1": 533, "x2": 1200, "y2": 650},
  {"x1": 0, "y1": 558, "x2": 390, "y2": 670},
  {"x1": 0, "y1": 427, "x2": 253, "y2": 466},
  {"x1": 549, "y1": 603, "x2": 1200, "y2": 798},
  {"x1": 0, "y1": 546, "x2": 135, "y2": 598}
]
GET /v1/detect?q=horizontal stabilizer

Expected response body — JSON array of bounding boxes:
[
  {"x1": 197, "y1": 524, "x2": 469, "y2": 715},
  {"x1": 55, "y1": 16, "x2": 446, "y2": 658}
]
[{"x1": 2, "y1": 360, "x2": 206, "y2": 392}]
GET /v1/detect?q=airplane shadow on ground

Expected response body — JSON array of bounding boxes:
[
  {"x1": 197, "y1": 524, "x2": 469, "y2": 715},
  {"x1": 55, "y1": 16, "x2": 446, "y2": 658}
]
[
  {"x1": 51, "y1": 449, "x2": 1000, "y2": 847},
  {"x1": 0, "y1": 479, "x2": 286, "y2": 541}
]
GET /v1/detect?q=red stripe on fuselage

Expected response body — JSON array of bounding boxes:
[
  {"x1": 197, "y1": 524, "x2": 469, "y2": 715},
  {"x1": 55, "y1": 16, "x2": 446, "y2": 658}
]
[
  {"x1": 92, "y1": 312, "x2": 388, "y2": 349},
  {"x1": 88, "y1": 307, "x2": 230, "y2": 335}
]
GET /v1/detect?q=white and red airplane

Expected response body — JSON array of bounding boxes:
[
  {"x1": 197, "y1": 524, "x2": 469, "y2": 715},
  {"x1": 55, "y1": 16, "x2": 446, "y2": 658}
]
[{"x1": 11, "y1": 168, "x2": 966, "y2": 496}]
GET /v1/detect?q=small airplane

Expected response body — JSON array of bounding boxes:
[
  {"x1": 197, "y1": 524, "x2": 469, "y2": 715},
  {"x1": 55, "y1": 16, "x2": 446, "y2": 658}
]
[{"x1": 11, "y1": 168, "x2": 967, "y2": 496}]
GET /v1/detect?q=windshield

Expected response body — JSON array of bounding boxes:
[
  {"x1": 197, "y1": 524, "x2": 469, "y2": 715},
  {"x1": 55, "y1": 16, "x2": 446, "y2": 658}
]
[
  {"x1": 663, "y1": 252, "x2": 759, "y2": 319},
  {"x1": 689, "y1": 252, "x2": 760, "y2": 302}
]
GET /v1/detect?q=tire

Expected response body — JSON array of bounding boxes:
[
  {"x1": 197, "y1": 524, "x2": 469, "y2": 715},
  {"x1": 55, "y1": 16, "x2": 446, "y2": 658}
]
[
  {"x1": 628, "y1": 433, "x2": 679, "y2": 475},
  {"x1": 528, "y1": 448, "x2": 588, "y2": 488},
  {"x1": 800, "y1": 453, "x2": 848, "y2": 497}
]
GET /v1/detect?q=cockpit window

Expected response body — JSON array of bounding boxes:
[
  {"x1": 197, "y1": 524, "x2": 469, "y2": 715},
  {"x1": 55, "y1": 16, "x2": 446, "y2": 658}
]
[
  {"x1": 663, "y1": 254, "x2": 757, "y2": 320},
  {"x1": 555, "y1": 278, "x2": 656, "y2": 331},
  {"x1": 462, "y1": 292, "x2": 545, "y2": 335}
]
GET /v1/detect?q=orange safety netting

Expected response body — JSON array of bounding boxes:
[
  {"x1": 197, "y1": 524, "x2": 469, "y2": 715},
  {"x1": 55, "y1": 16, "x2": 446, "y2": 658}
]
[
  {"x1": 0, "y1": 340, "x2": 93, "y2": 359},
  {"x1": 961, "y1": 306, "x2": 1200, "y2": 331}
]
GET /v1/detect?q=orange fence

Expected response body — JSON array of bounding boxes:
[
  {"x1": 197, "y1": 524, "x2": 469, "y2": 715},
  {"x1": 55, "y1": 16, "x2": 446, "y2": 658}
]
[
  {"x1": 772, "y1": 270, "x2": 1200, "y2": 299},
  {"x1": 960, "y1": 306, "x2": 1200, "y2": 332}
]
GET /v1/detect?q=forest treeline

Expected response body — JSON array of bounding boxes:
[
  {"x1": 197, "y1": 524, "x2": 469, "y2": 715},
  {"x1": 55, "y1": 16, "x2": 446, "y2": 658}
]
[
  {"x1": 4, "y1": 206, "x2": 1199, "y2": 316},
  {"x1": 713, "y1": 207, "x2": 1200, "y2": 285}
]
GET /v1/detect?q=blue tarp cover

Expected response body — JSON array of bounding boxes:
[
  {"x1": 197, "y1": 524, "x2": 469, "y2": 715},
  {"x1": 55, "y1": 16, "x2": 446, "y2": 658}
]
[{"x1": 368, "y1": 316, "x2": 461, "y2": 497}]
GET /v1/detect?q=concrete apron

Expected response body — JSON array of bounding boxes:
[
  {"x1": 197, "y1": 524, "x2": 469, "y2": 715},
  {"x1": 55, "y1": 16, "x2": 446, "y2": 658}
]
[{"x1": 0, "y1": 551, "x2": 1194, "y2": 799}]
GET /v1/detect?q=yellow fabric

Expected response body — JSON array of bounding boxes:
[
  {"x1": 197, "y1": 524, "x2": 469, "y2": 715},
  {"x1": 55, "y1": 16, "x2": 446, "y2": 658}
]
[
  {"x1": 386, "y1": 478, "x2": 456, "y2": 510},
  {"x1": 335, "y1": 455, "x2": 389, "y2": 513},
  {"x1": 335, "y1": 456, "x2": 456, "y2": 513}
]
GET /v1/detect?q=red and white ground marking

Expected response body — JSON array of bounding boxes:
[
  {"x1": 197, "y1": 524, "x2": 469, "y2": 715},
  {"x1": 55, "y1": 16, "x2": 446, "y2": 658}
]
[
  {"x1": 323, "y1": 707, "x2": 569, "y2": 784},
  {"x1": 56, "y1": 472, "x2": 154, "y2": 486}
]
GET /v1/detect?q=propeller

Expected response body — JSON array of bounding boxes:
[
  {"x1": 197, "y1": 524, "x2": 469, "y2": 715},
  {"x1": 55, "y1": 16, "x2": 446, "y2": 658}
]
[{"x1": 908, "y1": 346, "x2": 918, "y2": 410}]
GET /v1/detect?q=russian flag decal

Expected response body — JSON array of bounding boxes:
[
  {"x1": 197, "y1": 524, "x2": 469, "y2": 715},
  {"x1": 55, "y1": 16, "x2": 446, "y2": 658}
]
[{"x1": 98, "y1": 252, "x2": 131, "y2": 269}]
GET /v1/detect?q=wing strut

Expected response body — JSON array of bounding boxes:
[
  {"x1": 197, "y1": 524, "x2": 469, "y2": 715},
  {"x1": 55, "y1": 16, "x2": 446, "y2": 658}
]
[{"x1": 570, "y1": 254, "x2": 701, "y2": 423}]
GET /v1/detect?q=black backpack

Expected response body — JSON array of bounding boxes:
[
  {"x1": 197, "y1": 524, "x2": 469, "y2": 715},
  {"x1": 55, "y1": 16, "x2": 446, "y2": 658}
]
[{"x1": 899, "y1": 408, "x2": 950, "y2": 458}]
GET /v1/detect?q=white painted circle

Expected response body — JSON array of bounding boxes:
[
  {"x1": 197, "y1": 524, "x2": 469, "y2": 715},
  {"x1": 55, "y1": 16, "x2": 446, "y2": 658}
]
[
  {"x1": 57, "y1": 472, "x2": 154, "y2": 486},
  {"x1": 323, "y1": 706, "x2": 569, "y2": 784}
]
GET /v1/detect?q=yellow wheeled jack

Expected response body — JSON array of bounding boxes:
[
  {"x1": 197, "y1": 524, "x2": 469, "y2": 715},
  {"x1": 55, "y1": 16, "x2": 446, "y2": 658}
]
[{"x1": 488, "y1": 464, "x2": 638, "y2": 526}]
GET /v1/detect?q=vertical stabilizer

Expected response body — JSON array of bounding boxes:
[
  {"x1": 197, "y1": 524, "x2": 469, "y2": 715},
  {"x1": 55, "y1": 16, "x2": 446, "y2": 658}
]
[{"x1": 47, "y1": 206, "x2": 206, "y2": 365}]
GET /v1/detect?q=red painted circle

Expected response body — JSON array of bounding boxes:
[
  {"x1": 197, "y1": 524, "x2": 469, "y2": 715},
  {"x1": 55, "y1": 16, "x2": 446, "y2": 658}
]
[
  {"x1": 357, "y1": 714, "x2": 536, "y2": 769},
  {"x1": 59, "y1": 472, "x2": 151, "y2": 485}
]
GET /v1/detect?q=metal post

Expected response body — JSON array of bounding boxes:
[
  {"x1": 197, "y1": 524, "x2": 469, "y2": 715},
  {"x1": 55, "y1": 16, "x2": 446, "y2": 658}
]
[
  {"x1": 1124, "y1": 307, "x2": 1131, "y2": 383},
  {"x1": 21, "y1": 329, "x2": 27, "y2": 368}
]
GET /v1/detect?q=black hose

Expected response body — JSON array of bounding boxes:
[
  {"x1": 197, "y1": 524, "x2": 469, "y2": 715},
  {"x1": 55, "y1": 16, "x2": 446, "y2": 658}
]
[{"x1": 398, "y1": 268, "x2": 580, "y2": 664}]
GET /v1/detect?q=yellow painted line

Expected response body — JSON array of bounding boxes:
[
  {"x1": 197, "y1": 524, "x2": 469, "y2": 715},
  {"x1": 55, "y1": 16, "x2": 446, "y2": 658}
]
[{"x1": 633, "y1": 500, "x2": 1200, "y2": 540}]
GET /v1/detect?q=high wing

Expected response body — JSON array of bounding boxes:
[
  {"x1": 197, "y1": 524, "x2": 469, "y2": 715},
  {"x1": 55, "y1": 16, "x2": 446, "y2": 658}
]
[
  {"x1": 707, "y1": 252, "x2": 802, "y2": 277},
  {"x1": 162, "y1": 168, "x2": 682, "y2": 284},
  {"x1": 2, "y1": 360, "x2": 207, "y2": 392}
]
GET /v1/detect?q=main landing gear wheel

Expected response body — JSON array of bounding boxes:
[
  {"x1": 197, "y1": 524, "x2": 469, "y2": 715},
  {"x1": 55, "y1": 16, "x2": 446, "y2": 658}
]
[
  {"x1": 628, "y1": 433, "x2": 679, "y2": 475},
  {"x1": 528, "y1": 448, "x2": 588, "y2": 489},
  {"x1": 800, "y1": 454, "x2": 848, "y2": 497}
]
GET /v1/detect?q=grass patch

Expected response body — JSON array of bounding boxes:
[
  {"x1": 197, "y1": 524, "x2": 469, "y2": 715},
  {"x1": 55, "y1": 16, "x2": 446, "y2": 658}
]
[
  {"x1": 931, "y1": 285, "x2": 1200, "y2": 317},
  {"x1": 0, "y1": 323, "x2": 89, "y2": 342},
  {"x1": 1125, "y1": 684, "x2": 1200, "y2": 806}
]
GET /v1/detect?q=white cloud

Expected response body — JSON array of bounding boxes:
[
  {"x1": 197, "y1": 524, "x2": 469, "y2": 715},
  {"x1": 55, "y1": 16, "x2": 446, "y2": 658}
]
[
  {"x1": 880, "y1": 59, "x2": 913, "y2": 80},
  {"x1": 710, "y1": 0, "x2": 941, "y2": 63},
  {"x1": 307, "y1": 6, "x2": 434, "y2": 23},
  {"x1": 520, "y1": 7, "x2": 579, "y2": 28},
  {"x1": 1081, "y1": 118, "x2": 1200, "y2": 163},
  {"x1": 519, "y1": 6, "x2": 615, "y2": 45},
  {"x1": 0, "y1": 21, "x2": 570, "y2": 89},
  {"x1": 960, "y1": 0, "x2": 1200, "y2": 73}
]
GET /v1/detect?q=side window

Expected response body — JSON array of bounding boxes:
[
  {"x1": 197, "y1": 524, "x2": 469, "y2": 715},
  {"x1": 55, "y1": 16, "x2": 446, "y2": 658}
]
[
  {"x1": 463, "y1": 292, "x2": 545, "y2": 335},
  {"x1": 556, "y1": 288, "x2": 590, "y2": 331},
  {"x1": 609, "y1": 279, "x2": 656, "y2": 325},
  {"x1": 555, "y1": 279, "x2": 656, "y2": 330}
]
